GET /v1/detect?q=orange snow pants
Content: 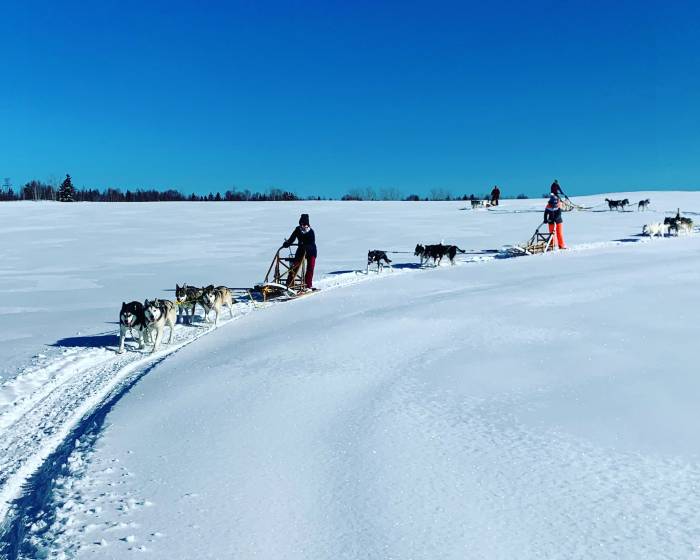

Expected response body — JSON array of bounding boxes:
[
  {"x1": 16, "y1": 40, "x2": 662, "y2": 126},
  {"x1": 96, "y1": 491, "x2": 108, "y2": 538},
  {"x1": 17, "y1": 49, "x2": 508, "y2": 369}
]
[{"x1": 548, "y1": 223, "x2": 566, "y2": 249}]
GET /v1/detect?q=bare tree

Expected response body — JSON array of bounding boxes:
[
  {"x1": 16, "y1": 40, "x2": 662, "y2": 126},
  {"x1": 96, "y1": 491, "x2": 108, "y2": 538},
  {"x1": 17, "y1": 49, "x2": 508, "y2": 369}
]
[
  {"x1": 429, "y1": 187, "x2": 451, "y2": 201},
  {"x1": 380, "y1": 187, "x2": 402, "y2": 200}
]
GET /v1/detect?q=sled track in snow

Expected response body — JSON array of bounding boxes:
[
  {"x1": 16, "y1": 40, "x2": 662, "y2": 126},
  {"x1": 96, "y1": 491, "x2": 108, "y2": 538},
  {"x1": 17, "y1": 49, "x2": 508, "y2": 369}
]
[{"x1": 0, "y1": 232, "x2": 696, "y2": 555}]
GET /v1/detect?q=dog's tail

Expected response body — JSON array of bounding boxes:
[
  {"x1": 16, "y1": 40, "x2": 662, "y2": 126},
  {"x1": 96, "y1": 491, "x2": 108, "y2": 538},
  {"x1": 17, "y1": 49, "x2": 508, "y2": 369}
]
[{"x1": 456, "y1": 246, "x2": 466, "y2": 253}]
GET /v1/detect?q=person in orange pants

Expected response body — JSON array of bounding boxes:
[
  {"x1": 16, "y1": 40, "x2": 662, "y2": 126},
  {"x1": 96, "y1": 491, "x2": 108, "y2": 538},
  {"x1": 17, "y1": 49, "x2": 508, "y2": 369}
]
[{"x1": 544, "y1": 195, "x2": 567, "y2": 249}]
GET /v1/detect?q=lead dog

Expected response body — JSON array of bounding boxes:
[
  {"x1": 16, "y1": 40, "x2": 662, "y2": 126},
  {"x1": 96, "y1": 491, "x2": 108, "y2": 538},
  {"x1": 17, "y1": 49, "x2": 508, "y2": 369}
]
[
  {"x1": 118, "y1": 301, "x2": 150, "y2": 353},
  {"x1": 201, "y1": 285, "x2": 235, "y2": 325},
  {"x1": 638, "y1": 199, "x2": 650, "y2": 211},
  {"x1": 144, "y1": 299, "x2": 177, "y2": 353},
  {"x1": 367, "y1": 250, "x2": 392, "y2": 273},
  {"x1": 176, "y1": 283, "x2": 203, "y2": 324}
]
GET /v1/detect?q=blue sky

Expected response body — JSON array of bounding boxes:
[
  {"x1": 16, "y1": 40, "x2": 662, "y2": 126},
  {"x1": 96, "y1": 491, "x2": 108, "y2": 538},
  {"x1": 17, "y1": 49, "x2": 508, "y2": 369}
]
[{"x1": 1, "y1": 0, "x2": 699, "y2": 197}]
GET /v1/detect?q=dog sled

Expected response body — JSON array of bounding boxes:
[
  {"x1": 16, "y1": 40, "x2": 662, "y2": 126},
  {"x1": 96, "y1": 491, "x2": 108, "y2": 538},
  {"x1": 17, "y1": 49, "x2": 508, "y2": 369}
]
[
  {"x1": 560, "y1": 196, "x2": 592, "y2": 212},
  {"x1": 470, "y1": 199, "x2": 493, "y2": 209},
  {"x1": 253, "y1": 243, "x2": 310, "y2": 300},
  {"x1": 500, "y1": 223, "x2": 556, "y2": 257}
]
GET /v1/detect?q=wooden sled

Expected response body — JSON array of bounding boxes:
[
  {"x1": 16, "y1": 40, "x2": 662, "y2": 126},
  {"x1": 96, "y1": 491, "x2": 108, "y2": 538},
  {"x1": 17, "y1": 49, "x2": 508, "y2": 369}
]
[
  {"x1": 518, "y1": 223, "x2": 555, "y2": 254},
  {"x1": 253, "y1": 244, "x2": 308, "y2": 300}
]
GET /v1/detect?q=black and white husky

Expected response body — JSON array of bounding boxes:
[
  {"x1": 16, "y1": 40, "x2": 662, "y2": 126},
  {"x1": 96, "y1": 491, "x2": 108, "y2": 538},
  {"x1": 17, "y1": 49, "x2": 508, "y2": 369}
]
[
  {"x1": 118, "y1": 301, "x2": 150, "y2": 353},
  {"x1": 201, "y1": 285, "x2": 235, "y2": 325},
  {"x1": 367, "y1": 250, "x2": 392, "y2": 273},
  {"x1": 176, "y1": 283, "x2": 203, "y2": 324},
  {"x1": 144, "y1": 299, "x2": 177, "y2": 353}
]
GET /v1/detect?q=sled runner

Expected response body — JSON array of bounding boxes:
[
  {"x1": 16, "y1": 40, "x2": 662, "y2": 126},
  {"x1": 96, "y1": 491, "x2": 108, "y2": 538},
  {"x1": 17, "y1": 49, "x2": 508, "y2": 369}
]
[{"x1": 253, "y1": 243, "x2": 309, "y2": 300}]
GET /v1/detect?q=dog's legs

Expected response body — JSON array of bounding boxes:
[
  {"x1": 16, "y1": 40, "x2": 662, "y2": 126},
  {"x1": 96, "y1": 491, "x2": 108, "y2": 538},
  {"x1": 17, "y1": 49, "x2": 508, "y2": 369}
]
[
  {"x1": 167, "y1": 321, "x2": 174, "y2": 343},
  {"x1": 118, "y1": 325, "x2": 126, "y2": 353},
  {"x1": 151, "y1": 327, "x2": 162, "y2": 353},
  {"x1": 229, "y1": 302, "x2": 234, "y2": 319},
  {"x1": 137, "y1": 328, "x2": 146, "y2": 350}
]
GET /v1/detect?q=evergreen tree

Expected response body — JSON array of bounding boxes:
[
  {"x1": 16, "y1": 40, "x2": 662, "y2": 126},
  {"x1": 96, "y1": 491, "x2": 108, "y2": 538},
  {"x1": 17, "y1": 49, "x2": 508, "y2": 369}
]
[{"x1": 58, "y1": 174, "x2": 75, "y2": 202}]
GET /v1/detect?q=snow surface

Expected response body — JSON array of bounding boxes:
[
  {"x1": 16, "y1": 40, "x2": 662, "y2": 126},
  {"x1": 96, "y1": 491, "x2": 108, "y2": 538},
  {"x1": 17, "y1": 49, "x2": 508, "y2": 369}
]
[{"x1": 1, "y1": 194, "x2": 700, "y2": 558}]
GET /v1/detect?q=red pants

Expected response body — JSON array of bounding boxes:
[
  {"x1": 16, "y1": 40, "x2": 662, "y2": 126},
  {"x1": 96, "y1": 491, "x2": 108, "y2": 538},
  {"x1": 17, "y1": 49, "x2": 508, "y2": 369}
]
[
  {"x1": 548, "y1": 223, "x2": 566, "y2": 249},
  {"x1": 305, "y1": 256, "x2": 316, "y2": 288}
]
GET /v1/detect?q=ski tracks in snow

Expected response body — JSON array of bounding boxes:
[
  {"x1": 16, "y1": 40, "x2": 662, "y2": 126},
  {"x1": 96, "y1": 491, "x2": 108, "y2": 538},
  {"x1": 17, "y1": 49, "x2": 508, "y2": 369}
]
[{"x1": 0, "y1": 313, "x2": 245, "y2": 523}]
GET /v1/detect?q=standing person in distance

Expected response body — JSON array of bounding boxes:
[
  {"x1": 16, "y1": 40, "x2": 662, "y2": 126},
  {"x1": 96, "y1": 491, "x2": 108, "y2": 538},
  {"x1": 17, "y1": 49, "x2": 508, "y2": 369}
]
[
  {"x1": 283, "y1": 213, "x2": 317, "y2": 290},
  {"x1": 544, "y1": 195, "x2": 567, "y2": 250},
  {"x1": 490, "y1": 185, "x2": 501, "y2": 206},
  {"x1": 550, "y1": 179, "x2": 565, "y2": 197}
]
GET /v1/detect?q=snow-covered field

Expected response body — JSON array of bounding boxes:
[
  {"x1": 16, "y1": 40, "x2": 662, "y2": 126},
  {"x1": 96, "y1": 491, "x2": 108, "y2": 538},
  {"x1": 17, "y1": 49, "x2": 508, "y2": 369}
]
[{"x1": 1, "y1": 193, "x2": 700, "y2": 559}]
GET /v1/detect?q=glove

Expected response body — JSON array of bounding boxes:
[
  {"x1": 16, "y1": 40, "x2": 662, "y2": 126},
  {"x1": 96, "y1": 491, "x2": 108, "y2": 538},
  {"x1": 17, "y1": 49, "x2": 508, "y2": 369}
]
[{"x1": 282, "y1": 240, "x2": 290, "y2": 248}]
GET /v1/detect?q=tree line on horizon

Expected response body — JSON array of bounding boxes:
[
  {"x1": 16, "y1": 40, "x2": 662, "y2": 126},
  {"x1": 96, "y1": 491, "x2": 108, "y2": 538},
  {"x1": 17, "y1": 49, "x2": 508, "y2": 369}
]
[{"x1": 0, "y1": 175, "x2": 529, "y2": 202}]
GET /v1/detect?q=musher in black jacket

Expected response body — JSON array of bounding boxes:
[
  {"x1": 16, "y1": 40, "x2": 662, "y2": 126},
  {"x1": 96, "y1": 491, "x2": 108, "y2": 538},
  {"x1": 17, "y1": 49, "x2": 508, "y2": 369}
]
[{"x1": 283, "y1": 213, "x2": 317, "y2": 289}]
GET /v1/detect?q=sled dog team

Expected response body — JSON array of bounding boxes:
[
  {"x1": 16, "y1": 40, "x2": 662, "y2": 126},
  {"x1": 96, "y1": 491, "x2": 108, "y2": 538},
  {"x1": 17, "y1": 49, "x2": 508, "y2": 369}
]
[
  {"x1": 118, "y1": 284, "x2": 235, "y2": 354},
  {"x1": 642, "y1": 211, "x2": 694, "y2": 238}
]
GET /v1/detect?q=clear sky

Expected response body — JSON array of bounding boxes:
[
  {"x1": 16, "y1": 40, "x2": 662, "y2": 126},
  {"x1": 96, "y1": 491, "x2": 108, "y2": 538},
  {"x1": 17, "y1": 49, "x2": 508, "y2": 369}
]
[{"x1": 1, "y1": 0, "x2": 699, "y2": 198}]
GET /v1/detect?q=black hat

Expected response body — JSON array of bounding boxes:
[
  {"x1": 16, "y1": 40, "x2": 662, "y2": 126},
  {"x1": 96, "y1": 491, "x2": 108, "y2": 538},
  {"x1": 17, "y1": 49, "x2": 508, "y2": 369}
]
[{"x1": 299, "y1": 213, "x2": 310, "y2": 226}]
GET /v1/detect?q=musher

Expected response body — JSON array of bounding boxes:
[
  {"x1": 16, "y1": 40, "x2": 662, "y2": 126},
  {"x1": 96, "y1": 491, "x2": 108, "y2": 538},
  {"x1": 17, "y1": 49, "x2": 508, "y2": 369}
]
[
  {"x1": 544, "y1": 194, "x2": 566, "y2": 249},
  {"x1": 283, "y1": 213, "x2": 317, "y2": 289}
]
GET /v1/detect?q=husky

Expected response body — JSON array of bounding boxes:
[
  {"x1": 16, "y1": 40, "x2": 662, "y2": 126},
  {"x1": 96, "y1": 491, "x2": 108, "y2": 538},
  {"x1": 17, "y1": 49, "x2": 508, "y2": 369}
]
[
  {"x1": 118, "y1": 301, "x2": 151, "y2": 353},
  {"x1": 415, "y1": 243, "x2": 465, "y2": 266},
  {"x1": 642, "y1": 222, "x2": 667, "y2": 237},
  {"x1": 667, "y1": 219, "x2": 693, "y2": 236},
  {"x1": 201, "y1": 285, "x2": 235, "y2": 325},
  {"x1": 367, "y1": 250, "x2": 392, "y2": 273},
  {"x1": 637, "y1": 199, "x2": 650, "y2": 211},
  {"x1": 176, "y1": 283, "x2": 203, "y2": 324},
  {"x1": 605, "y1": 198, "x2": 630, "y2": 211},
  {"x1": 144, "y1": 299, "x2": 177, "y2": 353},
  {"x1": 664, "y1": 211, "x2": 694, "y2": 236}
]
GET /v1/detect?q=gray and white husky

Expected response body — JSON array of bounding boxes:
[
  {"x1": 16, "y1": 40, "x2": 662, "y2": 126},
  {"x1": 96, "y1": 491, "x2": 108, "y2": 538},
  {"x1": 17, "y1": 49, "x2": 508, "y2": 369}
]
[
  {"x1": 175, "y1": 283, "x2": 203, "y2": 324},
  {"x1": 118, "y1": 301, "x2": 151, "y2": 353},
  {"x1": 201, "y1": 285, "x2": 235, "y2": 325},
  {"x1": 144, "y1": 299, "x2": 177, "y2": 352}
]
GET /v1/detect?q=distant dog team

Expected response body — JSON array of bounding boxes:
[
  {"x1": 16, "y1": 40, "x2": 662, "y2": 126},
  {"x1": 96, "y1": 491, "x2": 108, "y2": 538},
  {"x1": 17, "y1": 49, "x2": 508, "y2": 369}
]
[{"x1": 605, "y1": 198, "x2": 630, "y2": 211}]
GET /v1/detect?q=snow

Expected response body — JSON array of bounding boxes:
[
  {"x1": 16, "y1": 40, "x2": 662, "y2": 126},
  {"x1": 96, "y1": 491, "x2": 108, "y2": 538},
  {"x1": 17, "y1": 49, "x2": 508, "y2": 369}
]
[{"x1": 1, "y1": 194, "x2": 700, "y2": 558}]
